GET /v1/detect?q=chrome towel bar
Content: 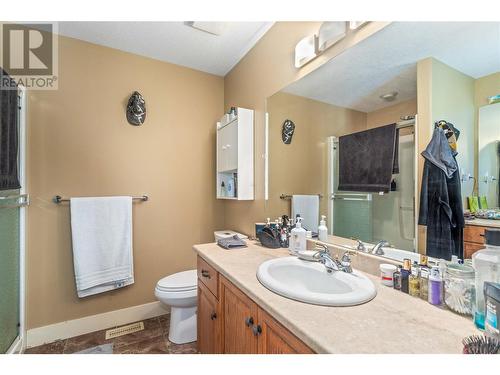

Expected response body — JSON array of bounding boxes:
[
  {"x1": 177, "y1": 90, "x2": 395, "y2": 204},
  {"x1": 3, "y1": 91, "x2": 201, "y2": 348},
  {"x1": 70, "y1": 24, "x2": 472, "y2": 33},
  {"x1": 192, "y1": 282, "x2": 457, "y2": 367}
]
[
  {"x1": 280, "y1": 194, "x2": 323, "y2": 200},
  {"x1": 0, "y1": 193, "x2": 30, "y2": 208},
  {"x1": 53, "y1": 194, "x2": 149, "y2": 204}
]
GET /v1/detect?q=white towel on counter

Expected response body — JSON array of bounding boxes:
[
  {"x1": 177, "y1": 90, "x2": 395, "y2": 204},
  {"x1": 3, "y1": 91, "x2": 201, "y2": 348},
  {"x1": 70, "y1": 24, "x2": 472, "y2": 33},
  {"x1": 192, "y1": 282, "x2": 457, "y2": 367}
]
[
  {"x1": 70, "y1": 196, "x2": 134, "y2": 298},
  {"x1": 292, "y1": 195, "x2": 320, "y2": 233}
]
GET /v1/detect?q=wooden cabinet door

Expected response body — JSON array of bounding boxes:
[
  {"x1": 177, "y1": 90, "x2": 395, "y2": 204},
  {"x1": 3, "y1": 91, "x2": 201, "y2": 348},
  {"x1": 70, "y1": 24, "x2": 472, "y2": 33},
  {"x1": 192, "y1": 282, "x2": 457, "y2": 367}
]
[
  {"x1": 464, "y1": 225, "x2": 486, "y2": 244},
  {"x1": 257, "y1": 309, "x2": 314, "y2": 354},
  {"x1": 220, "y1": 275, "x2": 258, "y2": 354},
  {"x1": 197, "y1": 282, "x2": 221, "y2": 354},
  {"x1": 464, "y1": 241, "x2": 484, "y2": 259}
]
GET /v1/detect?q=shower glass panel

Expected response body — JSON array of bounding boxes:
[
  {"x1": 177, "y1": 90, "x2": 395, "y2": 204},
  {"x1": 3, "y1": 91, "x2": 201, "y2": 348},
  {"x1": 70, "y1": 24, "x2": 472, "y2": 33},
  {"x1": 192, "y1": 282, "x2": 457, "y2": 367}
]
[
  {"x1": 328, "y1": 137, "x2": 373, "y2": 243},
  {"x1": 0, "y1": 190, "x2": 21, "y2": 353},
  {"x1": 332, "y1": 194, "x2": 373, "y2": 243}
]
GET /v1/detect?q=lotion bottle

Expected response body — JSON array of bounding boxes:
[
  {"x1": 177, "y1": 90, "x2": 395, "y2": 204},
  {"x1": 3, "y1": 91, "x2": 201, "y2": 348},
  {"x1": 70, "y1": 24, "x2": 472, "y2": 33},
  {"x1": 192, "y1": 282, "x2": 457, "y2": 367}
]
[
  {"x1": 290, "y1": 217, "x2": 307, "y2": 253},
  {"x1": 318, "y1": 215, "x2": 328, "y2": 242}
]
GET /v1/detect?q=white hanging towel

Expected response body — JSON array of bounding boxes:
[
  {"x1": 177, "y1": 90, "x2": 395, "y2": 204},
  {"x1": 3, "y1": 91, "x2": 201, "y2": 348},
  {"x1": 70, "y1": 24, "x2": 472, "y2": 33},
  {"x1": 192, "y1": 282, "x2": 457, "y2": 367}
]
[
  {"x1": 292, "y1": 195, "x2": 320, "y2": 233},
  {"x1": 70, "y1": 196, "x2": 134, "y2": 298}
]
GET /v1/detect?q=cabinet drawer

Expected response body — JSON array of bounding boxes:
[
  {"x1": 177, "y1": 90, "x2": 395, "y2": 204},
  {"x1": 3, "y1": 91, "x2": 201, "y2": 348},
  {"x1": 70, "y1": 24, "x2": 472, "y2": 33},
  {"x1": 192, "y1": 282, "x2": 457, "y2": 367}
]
[
  {"x1": 464, "y1": 225, "x2": 487, "y2": 244},
  {"x1": 464, "y1": 241, "x2": 484, "y2": 259},
  {"x1": 197, "y1": 256, "x2": 219, "y2": 298}
]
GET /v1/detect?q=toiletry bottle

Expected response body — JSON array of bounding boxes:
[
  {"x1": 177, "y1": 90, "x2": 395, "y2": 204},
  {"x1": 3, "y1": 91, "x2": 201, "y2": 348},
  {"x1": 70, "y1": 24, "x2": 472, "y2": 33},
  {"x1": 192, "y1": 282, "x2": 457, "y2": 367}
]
[
  {"x1": 409, "y1": 262, "x2": 421, "y2": 297},
  {"x1": 318, "y1": 215, "x2": 328, "y2": 242},
  {"x1": 289, "y1": 217, "x2": 307, "y2": 253},
  {"x1": 428, "y1": 266, "x2": 444, "y2": 306},
  {"x1": 393, "y1": 265, "x2": 402, "y2": 290},
  {"x1": 419, "y1": 267, "x2": 429, "y2": 301},
  {"x1": 401, "y1": 259, "x2": 411, "y2": 294},
  {"x1": 472, "y1": 228, "x2": 500, "y2": 330},
  {"x1": 419, "y1": 255, "x2": 430, "y2": 300}
]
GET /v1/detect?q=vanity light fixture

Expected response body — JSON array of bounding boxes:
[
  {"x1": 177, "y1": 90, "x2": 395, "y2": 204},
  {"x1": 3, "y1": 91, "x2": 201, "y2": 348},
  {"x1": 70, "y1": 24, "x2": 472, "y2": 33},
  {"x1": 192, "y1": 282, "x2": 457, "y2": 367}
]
[
  {"x1": 294, "y1": 35, "x2": 318, "y2": 68},
  {"x1": 349, "y1": 21, "x2": 368, "y2": 30},
  {"x1": 294, "y1": 22, "x2": 371, "y2": 68},
  {"x1": 318, "y1": 22, "x2": 347, "y2": 52}
]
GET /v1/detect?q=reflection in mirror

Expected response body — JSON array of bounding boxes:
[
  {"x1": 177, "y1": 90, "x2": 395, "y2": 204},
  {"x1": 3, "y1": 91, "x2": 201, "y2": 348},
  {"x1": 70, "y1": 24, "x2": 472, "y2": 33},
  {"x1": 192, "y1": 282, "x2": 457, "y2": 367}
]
[
  {"x1": 265, "y1": 22, "x2": 500, "y2": 262},
  {"x1": 478, "y1": 103, "x2": 500, "y2": 211}
]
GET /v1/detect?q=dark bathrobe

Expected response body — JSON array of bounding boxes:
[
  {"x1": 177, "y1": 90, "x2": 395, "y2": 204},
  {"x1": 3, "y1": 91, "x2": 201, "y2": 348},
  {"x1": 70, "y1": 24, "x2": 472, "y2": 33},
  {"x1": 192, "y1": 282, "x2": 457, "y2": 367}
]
[{"x1": 418, "y1": 128, "x2": 464, "y2": 260}]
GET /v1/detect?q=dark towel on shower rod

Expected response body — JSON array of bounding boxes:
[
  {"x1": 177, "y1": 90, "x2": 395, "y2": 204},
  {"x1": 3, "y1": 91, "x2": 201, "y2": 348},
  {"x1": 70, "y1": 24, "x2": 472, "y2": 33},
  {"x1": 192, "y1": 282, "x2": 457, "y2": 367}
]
[
  {"x1": 0, "y1": 68, "x2": 21, "y2": 191},
  {"x1": 338, "y1": 123, "x2": 397, "y2": 193}
]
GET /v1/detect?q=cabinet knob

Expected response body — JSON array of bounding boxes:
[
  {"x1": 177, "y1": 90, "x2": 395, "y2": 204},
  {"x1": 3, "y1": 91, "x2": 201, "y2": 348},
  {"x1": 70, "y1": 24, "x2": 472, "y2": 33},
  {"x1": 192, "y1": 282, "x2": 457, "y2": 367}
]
[
  {"x1": 201, "y1": 269, "x2": 211, "y2": 279},
  {"x1": 252, "y1": 324, "x2": 262, "y2": 336},
  {"x1": 245, "y1": 317, "x2": 254, "y2": 327},
  {"x1": 210, "y1": 312, "x2": 217, "y2": 320}
]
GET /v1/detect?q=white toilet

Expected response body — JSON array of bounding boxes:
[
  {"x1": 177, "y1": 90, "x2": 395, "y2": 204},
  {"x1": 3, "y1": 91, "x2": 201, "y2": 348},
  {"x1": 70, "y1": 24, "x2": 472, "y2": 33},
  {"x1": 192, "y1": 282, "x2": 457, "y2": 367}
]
[
  {"x1": 155, "y1": 269, "x2": 197, "y2": 344},
  {"x1": 156, "y1": 231, "x2": 246, "y2": 344}
]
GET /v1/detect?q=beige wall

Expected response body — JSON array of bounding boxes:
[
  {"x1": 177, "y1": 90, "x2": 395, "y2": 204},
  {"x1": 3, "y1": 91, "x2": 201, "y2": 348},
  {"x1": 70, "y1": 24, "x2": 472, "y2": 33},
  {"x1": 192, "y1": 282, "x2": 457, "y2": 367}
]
[
  {"x1": 26, "y1": 36, "x2": 224, "y2": 329},
  {"x1": 223, "y1": 21, "x2": 389, "y2": 236},
  {"x1": 366, "y1": 99, "x2": 417, "y2": 129},
  {"x1": 266, "y1": 92, "x2": 366, "y2": 222}
]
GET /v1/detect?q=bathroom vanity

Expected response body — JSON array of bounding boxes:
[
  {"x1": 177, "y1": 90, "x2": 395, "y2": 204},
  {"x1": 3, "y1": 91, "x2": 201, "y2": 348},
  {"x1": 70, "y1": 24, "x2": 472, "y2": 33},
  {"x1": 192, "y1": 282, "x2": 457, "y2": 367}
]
[
  {"x1": 196, "y1": 255, "x2": 313, "y2": 353},
  {"x1": 194, "y1": 241, "x2": 477, "y2": 354},
  {"x1": 464, "y1": 220, "x2": 500, "y2": 258}
]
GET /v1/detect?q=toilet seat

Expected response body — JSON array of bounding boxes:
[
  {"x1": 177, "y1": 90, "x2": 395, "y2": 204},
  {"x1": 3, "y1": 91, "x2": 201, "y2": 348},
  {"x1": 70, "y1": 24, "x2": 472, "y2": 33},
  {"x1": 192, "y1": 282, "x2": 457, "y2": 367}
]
[{"x1": 156, "y1": 269, "x2": 197, "y2": 293}]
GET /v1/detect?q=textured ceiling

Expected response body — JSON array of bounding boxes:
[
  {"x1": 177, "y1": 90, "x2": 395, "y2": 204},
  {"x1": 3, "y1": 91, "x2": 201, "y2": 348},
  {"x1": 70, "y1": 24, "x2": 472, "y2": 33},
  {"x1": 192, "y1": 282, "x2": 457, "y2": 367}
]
[
  {"x1": 58, "y1": 22, "x2": 274, "y2": 76},
  {"x1": 283, "y1": 22, "x2": 500, "y2": 113}
]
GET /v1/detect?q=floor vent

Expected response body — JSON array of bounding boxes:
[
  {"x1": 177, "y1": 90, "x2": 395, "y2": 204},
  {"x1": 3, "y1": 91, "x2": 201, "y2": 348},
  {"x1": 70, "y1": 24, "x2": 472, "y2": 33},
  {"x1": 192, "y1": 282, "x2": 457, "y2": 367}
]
[{"x1": 105, "y1": 321, "x2": 144, "y2": 340}]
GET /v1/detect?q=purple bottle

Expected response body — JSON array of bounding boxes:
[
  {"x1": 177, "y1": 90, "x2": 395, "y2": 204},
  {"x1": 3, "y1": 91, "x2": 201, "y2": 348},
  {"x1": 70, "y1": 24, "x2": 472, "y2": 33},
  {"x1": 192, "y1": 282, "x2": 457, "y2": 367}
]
[{"x1": 428, "y1": 266, "x2": 443, "y2": 305}]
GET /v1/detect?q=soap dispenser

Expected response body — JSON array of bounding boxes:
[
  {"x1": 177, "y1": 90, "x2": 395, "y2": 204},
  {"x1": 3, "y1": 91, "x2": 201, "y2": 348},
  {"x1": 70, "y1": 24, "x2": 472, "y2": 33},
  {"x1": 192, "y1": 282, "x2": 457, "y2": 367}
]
[
  {"x1": 289, "y1": 217, "x2": 307, "y2": 254},
  {"x1": 318, "y1": 215, "x2": 328, "y2": 242}
]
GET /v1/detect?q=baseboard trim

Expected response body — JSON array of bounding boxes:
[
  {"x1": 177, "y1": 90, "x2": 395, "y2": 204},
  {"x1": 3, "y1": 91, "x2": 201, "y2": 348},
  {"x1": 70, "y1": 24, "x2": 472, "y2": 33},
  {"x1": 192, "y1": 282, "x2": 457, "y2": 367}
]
[{"x1": 26, "y1": 301, "x2": 168, "y2": 349}]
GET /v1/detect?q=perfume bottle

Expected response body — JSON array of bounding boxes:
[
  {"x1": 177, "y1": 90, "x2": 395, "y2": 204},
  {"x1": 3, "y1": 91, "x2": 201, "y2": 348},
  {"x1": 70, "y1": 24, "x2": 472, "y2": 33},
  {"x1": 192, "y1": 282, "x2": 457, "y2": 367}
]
[
  {"x1": 419, "y1": 266, "x2": 429, "y2": 301},
  {"x1": 409, "y1": 262, "x2": 421, "y2": 297},
  {"x1": 401, "y1": 259, "x2": 411, "y2": 294},
  {"x1": 393, "y1": 265, "x2": 403, "y2": 290},
  {"x1": 419, "y1": 255, "x2": 430, "y2": 301}
]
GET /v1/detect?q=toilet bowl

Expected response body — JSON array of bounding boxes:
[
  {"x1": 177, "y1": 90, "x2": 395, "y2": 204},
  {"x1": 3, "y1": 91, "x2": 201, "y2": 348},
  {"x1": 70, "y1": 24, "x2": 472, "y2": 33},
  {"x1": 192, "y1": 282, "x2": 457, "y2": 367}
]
[{"x1": 155, "y1": 269, "x2": 197, "y2": 344}]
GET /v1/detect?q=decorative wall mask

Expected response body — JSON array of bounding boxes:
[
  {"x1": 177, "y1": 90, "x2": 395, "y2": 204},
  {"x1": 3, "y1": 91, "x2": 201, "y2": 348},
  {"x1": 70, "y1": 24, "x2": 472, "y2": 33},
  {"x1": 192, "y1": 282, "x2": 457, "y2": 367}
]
[
  {"x1": 281, "y1": 119, "x2": 295, "y2": 144},
  {"x1": 126, "y1": 91, "x2": 146, "y2": 126}
]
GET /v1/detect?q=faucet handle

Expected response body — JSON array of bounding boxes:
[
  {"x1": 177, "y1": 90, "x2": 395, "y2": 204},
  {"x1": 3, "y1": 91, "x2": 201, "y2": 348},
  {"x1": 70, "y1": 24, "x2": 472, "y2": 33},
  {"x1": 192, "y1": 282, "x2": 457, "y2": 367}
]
[
  {"x1": 314, "y1": 243, "x2": 329, "y2": 253},
  {"x1": 341, "y1": 250, "x2": 356, "y2": 260},
  {"x1": 351, "y1": 237, "x2": 367, "y2": 252}
]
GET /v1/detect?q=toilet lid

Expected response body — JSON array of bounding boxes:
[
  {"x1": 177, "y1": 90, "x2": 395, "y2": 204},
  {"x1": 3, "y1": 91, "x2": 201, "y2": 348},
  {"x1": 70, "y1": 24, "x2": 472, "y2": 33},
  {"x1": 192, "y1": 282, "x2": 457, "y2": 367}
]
[{"x1": 156, "y1": 270, "x2": 197, "y2": 292}]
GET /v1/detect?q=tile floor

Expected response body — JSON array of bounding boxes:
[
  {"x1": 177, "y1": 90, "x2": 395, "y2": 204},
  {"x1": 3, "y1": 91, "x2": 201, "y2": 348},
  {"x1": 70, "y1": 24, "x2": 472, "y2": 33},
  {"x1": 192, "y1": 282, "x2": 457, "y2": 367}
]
[{"x1": 25, "y1": 314, "x2": 198, "y2": 354}]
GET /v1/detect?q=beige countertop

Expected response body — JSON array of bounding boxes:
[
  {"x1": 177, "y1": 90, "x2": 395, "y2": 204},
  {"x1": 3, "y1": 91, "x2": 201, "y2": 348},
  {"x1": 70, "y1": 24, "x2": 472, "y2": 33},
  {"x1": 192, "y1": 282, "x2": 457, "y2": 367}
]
[
  {"x1": 465, "y1": 218, "x2": 500, "y2": 228},
  {"x1": 193, "y1": 241, "x2": 478, "y2": 354}
]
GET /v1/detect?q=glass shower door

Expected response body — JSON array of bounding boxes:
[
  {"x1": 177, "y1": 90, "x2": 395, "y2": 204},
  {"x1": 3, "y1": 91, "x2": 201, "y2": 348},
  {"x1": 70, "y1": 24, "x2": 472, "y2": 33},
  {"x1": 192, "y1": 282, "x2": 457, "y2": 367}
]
[
  {"x1": 0, "y1": 86, "x2": 25, "y2": 353},
  {"x1": 0, "y1": 190, "x2": 21, "y2": 353},
  {"x1": 327, "y1": 136, "x2": 373, "y2": 243}
]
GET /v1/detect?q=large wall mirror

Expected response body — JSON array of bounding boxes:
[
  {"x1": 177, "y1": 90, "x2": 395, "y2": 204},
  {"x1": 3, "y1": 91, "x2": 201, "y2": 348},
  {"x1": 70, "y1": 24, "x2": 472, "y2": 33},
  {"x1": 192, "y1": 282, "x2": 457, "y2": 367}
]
[{"x1": 264, "y1": 22, "x2": 500, "y2": 262}]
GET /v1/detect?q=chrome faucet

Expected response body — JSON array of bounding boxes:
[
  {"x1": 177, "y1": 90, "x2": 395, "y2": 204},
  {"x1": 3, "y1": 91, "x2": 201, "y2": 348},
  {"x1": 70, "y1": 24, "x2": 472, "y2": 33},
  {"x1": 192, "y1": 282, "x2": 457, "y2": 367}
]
[
  {"x1": 371, "y1": 240, "x2": 389, "y2": 255},
  {"x1": 355, "y1": 239, "x2": 367, "y2": 252},
  {"x1": 313, "y1": 245, "x2": 354, "y2": 273}
]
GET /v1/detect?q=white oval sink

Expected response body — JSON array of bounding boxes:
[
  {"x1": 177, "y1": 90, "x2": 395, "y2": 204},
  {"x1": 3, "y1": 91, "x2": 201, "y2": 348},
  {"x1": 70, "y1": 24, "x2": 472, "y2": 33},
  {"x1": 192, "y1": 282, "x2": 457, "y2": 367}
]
[{"x1": 257, "y1": 257, "x2": 376, "y2": 306}]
